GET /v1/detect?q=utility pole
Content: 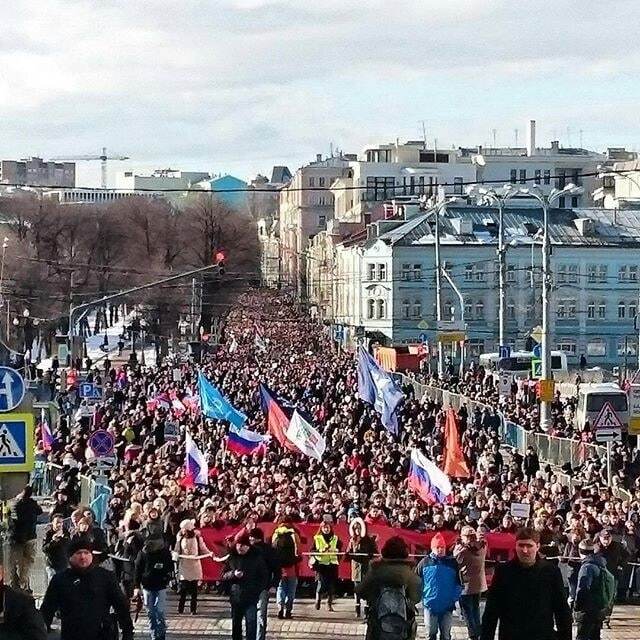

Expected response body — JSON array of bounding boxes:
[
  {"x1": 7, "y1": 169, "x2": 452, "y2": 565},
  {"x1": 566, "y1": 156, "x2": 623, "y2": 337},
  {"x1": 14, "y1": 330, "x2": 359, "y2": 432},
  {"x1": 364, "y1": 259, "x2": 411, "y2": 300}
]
[
  {"x1": 540, "y1": 195, "x2": 552, "y2": 431},
  {"x1": 434, "y1": 205, "x2": 444, "y2": 377}
]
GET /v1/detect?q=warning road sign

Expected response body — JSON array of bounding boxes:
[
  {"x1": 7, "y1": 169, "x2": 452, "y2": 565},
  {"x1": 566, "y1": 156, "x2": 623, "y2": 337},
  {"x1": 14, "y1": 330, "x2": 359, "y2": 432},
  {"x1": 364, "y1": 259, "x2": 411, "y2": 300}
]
[
  {"x1": 0, "y1": 413, "x2": 35, "y2": 473},
  {"x1": 593, "y1": 401, "x2": 623, "y2": 443}
]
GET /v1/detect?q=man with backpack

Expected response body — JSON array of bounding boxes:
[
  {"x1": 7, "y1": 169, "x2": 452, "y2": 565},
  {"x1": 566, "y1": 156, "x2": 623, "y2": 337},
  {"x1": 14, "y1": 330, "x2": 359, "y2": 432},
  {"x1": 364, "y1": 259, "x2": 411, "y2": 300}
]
[
  {"x1": 574, "y1": 538, "x2": 616, "y2": 640},
  {"x1": 271, "y1": 519, "x2": 302, "y2": 619},
  {"x1": 356, "y1": 535, "x2": 421, "y2": 640},
  {"x1": 248, "y1": 528, "x2": 281, "y2": 640},
  {"x1": 415, "y1": 532, "x2": 462, "y2": 640}
]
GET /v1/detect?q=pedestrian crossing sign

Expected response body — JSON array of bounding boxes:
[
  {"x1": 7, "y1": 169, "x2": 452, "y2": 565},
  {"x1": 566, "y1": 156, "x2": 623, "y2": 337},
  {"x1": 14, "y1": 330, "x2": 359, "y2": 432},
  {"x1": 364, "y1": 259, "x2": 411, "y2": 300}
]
[{"x1": 0, "y1": 413, "x2": 35, "y2": 473}]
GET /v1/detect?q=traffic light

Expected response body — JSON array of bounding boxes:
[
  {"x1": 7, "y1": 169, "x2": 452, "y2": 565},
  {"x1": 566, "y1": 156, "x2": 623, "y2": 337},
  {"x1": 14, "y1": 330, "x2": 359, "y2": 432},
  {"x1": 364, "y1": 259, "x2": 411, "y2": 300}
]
[{"x1": 214, "y1": 250, "x2": 226, "y2": 275}]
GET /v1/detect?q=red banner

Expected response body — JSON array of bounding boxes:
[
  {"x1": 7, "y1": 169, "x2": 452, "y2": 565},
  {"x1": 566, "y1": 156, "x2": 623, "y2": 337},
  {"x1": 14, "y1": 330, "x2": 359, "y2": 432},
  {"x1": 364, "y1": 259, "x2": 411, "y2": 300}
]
[{"x1": 198, "y1": 523, "x2": 515, "y2": 582}]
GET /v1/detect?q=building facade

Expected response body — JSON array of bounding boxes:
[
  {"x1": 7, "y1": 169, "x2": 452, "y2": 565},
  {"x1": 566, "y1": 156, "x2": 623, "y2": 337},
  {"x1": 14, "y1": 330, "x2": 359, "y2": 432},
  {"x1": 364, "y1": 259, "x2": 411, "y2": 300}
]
[{"x1": 0, "y1": 157, "x2": 75, "y2": 188}]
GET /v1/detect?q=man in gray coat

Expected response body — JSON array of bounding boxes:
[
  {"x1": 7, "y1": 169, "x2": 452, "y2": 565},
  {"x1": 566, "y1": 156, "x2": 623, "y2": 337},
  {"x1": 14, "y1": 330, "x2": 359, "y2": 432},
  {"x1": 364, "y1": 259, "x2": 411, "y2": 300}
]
[{"x1": 454, "y1": 526, "x2": 487, "y2": 640}]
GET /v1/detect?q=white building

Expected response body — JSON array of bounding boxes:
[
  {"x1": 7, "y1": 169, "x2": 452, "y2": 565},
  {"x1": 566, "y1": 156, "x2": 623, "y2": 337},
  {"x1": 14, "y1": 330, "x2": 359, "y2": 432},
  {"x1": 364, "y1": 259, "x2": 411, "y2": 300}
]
[
  {"x1": 593, "y1": 158, "x2": 640, "y2": 210},
  {"x1": 42, "y1": 188, "x2": 157, "y2": 204},
  {"x1": 116, "y1": 168, "x2": 210, "y2": 192}
]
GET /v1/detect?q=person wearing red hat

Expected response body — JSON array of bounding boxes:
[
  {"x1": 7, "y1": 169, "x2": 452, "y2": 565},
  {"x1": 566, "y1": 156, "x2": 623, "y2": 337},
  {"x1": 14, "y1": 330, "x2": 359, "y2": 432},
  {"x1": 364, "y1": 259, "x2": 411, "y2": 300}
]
[{"x1": 415, "y1": 533, "x2": 462, "y2": 640}]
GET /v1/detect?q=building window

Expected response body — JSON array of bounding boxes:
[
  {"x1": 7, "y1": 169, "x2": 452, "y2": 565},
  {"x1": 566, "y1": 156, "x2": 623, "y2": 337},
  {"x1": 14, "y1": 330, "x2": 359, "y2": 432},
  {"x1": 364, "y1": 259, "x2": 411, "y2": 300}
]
[
  {"x1": 571, "y1": 196, "x2": 578, "y2": 208},
  {"x1": 475, "y1": 301, "x2": 485, "y2": 319},
  {"x1": 587, "y1": 265, "x2": 597, "y2": 284},
  {"x1": 309, "y1": 177, "x2": 315, "y2": 187},
  {"x1": 557, "y1": 301, "x2": 565, "y2": 319},
  {"x1": 464, "y1": 265, "x2": 474, "y2": 281},
  {"x1": 618, "y1": 339, "x2": 638, "y2": 357},
  {"x1": 319, "y1": 177, "x2": 325, "y2": 187},
  {"x1": 464, "y1": 301, "x2": 473, "y2": 319},
  {"x1": 474, "y1": 266, "x2": 485, "y2": 282},
  {"x1": 619, "y1": 266, "x2": 628, "y2": 282},
  {"x1": 411, "y1": 299, "x2": 422, "y2": 318},
  {"x1": 468, "y1": 339, "x2": 484, "y2": 356},
  {"x1": 401, "y1": 299, "x2": 410, "y2": 319},
  {"x1": 587, "y1": 302, "x2": 595, "y2": 320},
  {"x1": 377, "y1": 264, "x2": 387, "y2": 280},
  {"x1": 367, "y1": 264, "x2": 376, "y2": 281},
  {"x1": 587, "y1": 339, "x2": 606, "y2": 357},
  {"x1": 366, "y1": 176, "x2": 396, "y2": 201},
  {"x1": 629, "y1": 302, "x2": 637, "y2": 319},
  {"x1": 557, "y1": 339, "x2": 577, "y2": 355},
  {"x1": 557, "y1": 168, "x2": 566, "y2": 189},
  {"x1": 618, "y1": 301, "x2": 626, "y2": 319},
  {"x1": 444, "y1": 301, "x2": 455, "y2": 320},
  {"x1": 630, "y1": 265, "x2": 638, "y2": 282},
  {"x1": 557, "y1": 265, "x2": 567, "y2": 284},
  {"x1": 318, "y1": 215, "x2": 326, "y2": 228},
  {"x1": 376, "y1": 299, "x2": 386, "y2": 319},
  {"x1": 506, "y1": 265, "x2": 517, "y2": 283},
  {"x1": 533, "y1": 169, "x2": 541, "y2": 185},
  {"x1": 367, "y1": 299, "x2": 375, "y2": 319},
  {"x1": 510, "y1": 169, "x2": 517, "y2": 184},
  {"x1": 454, "y1": 177, "x2": 463, "y2": 195},
  {"x1": 568, "y1": 264, "x2": 578, "y2": 283},
  {"x1": 558, "y1": 196, "x2": 566, "y2": 209},
  {"x1": 526, "y1": 304, "x2": 534, "y2": 320},
  {"x1": 506, "y1": 302, "x2": 515, "y2": 320},
  {"x1": 598, "y1": 265, "x2": 607, "y2": 283},
  {"x1": 567, "y1": 299, "x2": 577, "y2": 318},
  {"x1": 401, "y1": 263, "x2": 411, "y2": 280},
  {"x1": 598, "y1": 302, "x2": 606, "y2": 319},
  {"x1": 519, "y1": 169, "x2": 526, "y2": 184}
]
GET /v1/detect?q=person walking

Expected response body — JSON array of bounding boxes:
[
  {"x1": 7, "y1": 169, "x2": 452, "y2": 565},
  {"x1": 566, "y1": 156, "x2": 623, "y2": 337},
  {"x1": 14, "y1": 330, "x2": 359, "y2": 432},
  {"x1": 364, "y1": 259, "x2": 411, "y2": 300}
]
[
  {"x1": 248, "y1": 527, "x2": 280, "y2": 640},
  {"x1": 415, "y1": 532, "x2": 462, "y2": 640},
  {"x1": 134, "y1": 534, "x2": 174, "y2": 640},
  {"x1": 574, "y1": 538, "x2": 615, "y2": 640},
  {"x1": 42, "y1": 514, "x2": 70, "y2": 585},
  {"x1": 0, "y1": 555, "x2": 47, "y2": 640},
  {"x1": 310, "y1": 520, "x2": 342, "y2": 611},
  {"x1": 481, "y1": 527, "x2": 571, "y2": 640},
  {"x1": 222, "y1": 533, "x2": 269, "y2": 640},
  {"x1": 7, "y1": 486, "x2": 42, "y2": 591},
  {"x1": 356, "y1": 535, "x2": 421, "y2": 640},
  {"x1": 173, "y1": 519, "x2": 212, "y2": 615},
  {"x1": 40, "y1": 536, "x2": 134, "y2": 640},
  {"x1": 453, "y1": 526, "x2": 487, "y2": 640},
  {"x1": 345, "y1": 517, "x2": 378, "y2": 618},
  {"x1": 272, "y1": 518, "x2": 302, "y2": 619},
  {"x1": 596, "y1": 528, "x2": 629, "y2": 627}
]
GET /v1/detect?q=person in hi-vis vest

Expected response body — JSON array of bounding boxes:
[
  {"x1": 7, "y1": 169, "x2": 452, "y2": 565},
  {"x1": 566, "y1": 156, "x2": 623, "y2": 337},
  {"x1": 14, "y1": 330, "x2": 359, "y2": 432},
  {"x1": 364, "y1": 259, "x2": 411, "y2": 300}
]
[{"x1": 310, "y1": 519, "x2": 342, "y2": 611}]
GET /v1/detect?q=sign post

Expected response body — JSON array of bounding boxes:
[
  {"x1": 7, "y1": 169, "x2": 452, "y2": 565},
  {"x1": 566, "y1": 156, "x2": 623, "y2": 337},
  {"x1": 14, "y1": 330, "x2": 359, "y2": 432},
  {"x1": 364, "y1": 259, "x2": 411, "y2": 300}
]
[
  {"x1": 592, "y1": 401, "x2": 624, "y2": 486},
  {"x1": 628, "y1": 370, "x2": 640, "y2": 436}
]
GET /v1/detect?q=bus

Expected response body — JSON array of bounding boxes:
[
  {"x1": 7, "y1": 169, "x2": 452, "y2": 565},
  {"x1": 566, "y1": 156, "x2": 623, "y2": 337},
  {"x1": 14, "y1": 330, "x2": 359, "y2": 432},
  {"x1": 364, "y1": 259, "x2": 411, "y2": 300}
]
[
  {"x1": 479, "y1": 350, "x2": 568, "y2": 378},
  {"x1": 576, "y1": 383, "x2": 629, "y2": 431}
]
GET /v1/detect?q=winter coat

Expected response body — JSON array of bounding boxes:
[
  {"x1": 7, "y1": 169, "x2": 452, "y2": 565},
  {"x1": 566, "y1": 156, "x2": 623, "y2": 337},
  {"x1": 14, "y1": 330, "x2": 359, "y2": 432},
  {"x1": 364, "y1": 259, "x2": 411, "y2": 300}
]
[
  {"x1": 0, "y1": 584, "x2": 47, "y2": 640},
  {"x1": 134, "y1": 542, "x2": 174, "y2": 591},
  {"x1": 453, "y1": 540, "x2": 487, "y2": 595},
  {"x1": 251, "y1": 540, "x2": 281, "y2": 587},
  {"x1": 10, "y1": 497, "x2": 42, "y2": 543},
  {"x1": 481, "y1": 557, "x2": 571, "y2": 640},
  {"x1": 174, "y1": 531, "x2": 210, "y2": 581},
  {"x1": 222, "y1": 547, "x2": 269, "y2": 606},
  {"x1": 415, "y1": 553, "x2": 463, "y2": 614},
  {"x1": 40, "y1": 565, "x2": 134, "y2": 640},
  {"x1": 42, "y1": 529, "x2": 70, "y2": 571},
  {"x1": 345, "y1": 535, "x2": 378, "y2": 583},
  {"x1": 575, "y1": 554, "x2": 607, "y2": 615},
  {"x1": 599, "y1": 540, "x2": 629, "y2": 576}
]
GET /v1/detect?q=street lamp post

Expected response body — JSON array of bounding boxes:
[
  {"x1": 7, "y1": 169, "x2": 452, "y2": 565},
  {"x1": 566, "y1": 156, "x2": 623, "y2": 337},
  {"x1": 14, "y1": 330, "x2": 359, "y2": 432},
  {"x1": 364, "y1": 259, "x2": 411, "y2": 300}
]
[{"x1": 517, "y1": 183, "x2": 584, "y2": 431}]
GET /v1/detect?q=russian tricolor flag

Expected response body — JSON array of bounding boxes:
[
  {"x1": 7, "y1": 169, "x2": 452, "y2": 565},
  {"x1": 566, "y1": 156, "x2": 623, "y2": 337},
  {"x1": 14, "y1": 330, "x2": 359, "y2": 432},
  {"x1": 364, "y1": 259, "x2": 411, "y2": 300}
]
[
  {"x1": 227, "y1": 426, "x2": 270, "y2": 457},
  {"x1": 41, "y1": 408, "x2": 55, "y2": 452},
  {"x1": 408, "y1": 449, "x2": 453, "y2": 505},
  {"x1": 182, "y1": 431, "x2": 209, "y2": 487}
]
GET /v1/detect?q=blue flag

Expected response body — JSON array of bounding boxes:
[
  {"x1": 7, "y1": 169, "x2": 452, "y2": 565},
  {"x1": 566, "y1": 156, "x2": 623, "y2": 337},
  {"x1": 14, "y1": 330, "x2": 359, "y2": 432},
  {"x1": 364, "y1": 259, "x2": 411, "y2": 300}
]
[
  {"x1": 198, "y1": 372, "x2": 246, "y2": 428},
  {"x1": 357, "y1": 346, "x2": 404, "y2": 435}
]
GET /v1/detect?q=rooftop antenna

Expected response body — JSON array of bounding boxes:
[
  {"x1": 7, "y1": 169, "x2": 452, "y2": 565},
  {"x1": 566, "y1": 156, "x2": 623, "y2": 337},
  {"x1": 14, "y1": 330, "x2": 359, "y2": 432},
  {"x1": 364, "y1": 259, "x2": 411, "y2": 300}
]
[
  {"x1": 514, "y1": 129, "x2": 519, "y2": 147},
  {"x1": 419, "y1": 120, "x2": 427, "y2": 148},
  {"x1": 330, "y1": 142, "x2": 334, "y2": 158},
  {"x1": 492, "y1": 128, "x2": 497, "y2": 149}
]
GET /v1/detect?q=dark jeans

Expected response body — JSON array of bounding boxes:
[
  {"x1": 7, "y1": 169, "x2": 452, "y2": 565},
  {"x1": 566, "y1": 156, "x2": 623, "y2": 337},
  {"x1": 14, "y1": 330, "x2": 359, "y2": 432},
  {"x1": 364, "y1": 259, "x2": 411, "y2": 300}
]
[
  {"x1": 459, "y1": 593, "x2": 482, "y2": 640},
  {"x1": 232, "y1": 602, "x2": 258, "y2": 640},
  {"x1": 575, "y1": 612, "x2": 603, "y2": 640},
  {"x1": 178, "y1": 580, "x2": 198, "y2": 613}
]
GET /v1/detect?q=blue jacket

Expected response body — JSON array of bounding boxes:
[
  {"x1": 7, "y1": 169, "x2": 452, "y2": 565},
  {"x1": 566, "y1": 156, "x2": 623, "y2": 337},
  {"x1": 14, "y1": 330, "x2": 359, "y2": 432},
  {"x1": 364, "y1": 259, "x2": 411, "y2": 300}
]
[
  {"x1": 575, "y1": 554, "x2": 607, "y2": 614},
  {"x1": 415, "y1": 553, "x2": 462, "y2": 614}
]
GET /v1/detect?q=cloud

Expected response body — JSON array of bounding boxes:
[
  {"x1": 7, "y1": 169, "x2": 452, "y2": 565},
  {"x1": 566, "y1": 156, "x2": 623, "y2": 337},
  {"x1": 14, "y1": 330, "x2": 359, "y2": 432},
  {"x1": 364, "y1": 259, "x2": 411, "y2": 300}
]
[{"x1": 1, "y1": 0, "x2": 639, "y2": 184}]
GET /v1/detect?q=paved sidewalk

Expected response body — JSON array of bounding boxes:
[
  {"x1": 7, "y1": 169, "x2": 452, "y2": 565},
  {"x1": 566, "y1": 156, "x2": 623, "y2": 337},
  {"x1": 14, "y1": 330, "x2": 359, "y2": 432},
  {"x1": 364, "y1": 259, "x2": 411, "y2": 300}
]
[{"x1": 130, "y1": 593, "x2": 639, "y2": 639}]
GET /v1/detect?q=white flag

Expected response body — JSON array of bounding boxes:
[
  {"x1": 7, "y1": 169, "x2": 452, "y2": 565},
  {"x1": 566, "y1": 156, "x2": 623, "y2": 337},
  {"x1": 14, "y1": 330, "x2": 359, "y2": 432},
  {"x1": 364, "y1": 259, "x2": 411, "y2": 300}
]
[{"x1": 285, "y1": 410, "x2": 326, "y2": 461}]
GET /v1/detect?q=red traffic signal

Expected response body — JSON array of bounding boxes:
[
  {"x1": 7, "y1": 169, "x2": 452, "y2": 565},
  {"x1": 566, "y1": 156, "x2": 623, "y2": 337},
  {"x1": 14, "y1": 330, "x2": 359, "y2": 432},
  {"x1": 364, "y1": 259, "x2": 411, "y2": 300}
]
[{"x1": 215, "y1": 251, "x2": 225, "y2": 263}]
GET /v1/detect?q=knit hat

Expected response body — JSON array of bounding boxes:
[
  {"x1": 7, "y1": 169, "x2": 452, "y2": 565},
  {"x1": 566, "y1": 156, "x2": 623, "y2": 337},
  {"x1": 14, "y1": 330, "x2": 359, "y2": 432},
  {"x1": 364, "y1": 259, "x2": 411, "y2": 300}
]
[
  {"x1": 180, "y1": 519, "x2": 196, "y2": 531},
  {"x1": 579, "y1": 538, "x2": 595, "y2": 554},
  {"x1": 431, "y1": 532, "x2": 447, "y2": 551},
  {"x1": 68, "y1": 535, "x2": 94, "y2": 556}
]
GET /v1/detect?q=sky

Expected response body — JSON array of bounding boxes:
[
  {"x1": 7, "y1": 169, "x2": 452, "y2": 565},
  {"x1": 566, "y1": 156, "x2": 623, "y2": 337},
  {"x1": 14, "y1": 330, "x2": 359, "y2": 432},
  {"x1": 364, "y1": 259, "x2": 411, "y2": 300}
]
[{"x1": 2, "y1": 0, "x2": 640, "y2": 187}]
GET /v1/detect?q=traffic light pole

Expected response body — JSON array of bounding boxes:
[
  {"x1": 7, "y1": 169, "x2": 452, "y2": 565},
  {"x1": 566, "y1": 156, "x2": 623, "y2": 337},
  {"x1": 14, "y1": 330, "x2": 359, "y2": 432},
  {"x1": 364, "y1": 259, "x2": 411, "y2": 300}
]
[{"x1": 68, "y1": 262, "x2": 223, "y2": 364}]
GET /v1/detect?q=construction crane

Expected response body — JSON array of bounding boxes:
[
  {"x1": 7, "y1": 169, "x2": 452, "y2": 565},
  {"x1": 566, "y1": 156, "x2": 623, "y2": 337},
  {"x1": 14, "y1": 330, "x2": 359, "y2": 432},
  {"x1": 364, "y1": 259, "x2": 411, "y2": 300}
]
[{"x1": 51, "y1": 147, "x2": 129, "y2": 189}]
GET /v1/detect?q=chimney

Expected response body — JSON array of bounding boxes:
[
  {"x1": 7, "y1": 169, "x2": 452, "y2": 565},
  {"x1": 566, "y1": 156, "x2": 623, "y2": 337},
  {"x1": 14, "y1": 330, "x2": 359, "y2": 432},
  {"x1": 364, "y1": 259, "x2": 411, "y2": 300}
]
[
  {"x1": 316, "y1": 154, "x2": 322, "y2": 162},
  {"x1": 551, "y1": 140, "x2": 560, "y2": 153},
  {"x1": 527, "y1": 120, "x2": 536, "y2": 157}
]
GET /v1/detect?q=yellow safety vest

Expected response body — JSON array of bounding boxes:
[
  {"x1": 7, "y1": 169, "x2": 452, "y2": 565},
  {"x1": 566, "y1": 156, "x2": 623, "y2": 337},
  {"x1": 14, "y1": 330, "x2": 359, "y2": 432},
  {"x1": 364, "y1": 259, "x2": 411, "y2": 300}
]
[{"x1": 313, "y1": 534, "x2": 339, "y2": 566}]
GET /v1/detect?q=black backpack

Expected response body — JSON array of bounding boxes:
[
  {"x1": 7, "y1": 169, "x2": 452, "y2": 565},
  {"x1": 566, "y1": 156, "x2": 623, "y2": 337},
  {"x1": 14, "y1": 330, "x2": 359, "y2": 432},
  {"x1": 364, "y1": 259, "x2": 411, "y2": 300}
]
[
  {"x1": 274, "y1": 530, "x2": 297, "y2": 568},
  {"x1": 373, "y1": 585, "x2": 413, "y2": 640}
]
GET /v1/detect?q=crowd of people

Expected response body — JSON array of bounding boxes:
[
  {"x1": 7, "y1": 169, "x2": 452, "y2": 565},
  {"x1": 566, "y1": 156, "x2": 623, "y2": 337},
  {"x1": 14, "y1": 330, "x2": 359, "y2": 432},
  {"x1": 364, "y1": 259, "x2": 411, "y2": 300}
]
[{"x1": 2, "y1": 289, "x2": 640, "y2": 640}]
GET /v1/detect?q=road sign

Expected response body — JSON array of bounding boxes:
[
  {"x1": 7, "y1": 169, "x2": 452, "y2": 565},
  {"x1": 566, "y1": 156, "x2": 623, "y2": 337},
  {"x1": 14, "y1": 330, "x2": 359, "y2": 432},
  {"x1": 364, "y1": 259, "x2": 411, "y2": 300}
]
[
  {"x1": 437, "y1": 320, "x2": 465, "y2": 332},
  {"x1": 333, "y1": 325, "x2": 344, "y2": 341},
  {"x1": 631, "y1": 369, "x2": 640, "y2": 385},
  {"x1": 437, "y1": 331, "x2": 466, "y2": 343},
  {"x1": 88, "y1": 429, "x2": 115, "y2": 458},
  {"x1": 531, "y1": 326, "x2": 543, "y2": 344},
  {"x1": 164, "y1": 420, "x2": 179, "y2": 442},
  {"x1": 0, "y1": 367, "x2": 26, "y2": 413},
  {"x1": 532, "y1": 344, "x2": 542, "y2": 359},
  {"x1": 89, "y1": 456, "x2": 117, "y2": 471},
  {"x1": 498, "y1": 345, "x2": 511, "y2": 359},
  {"x1": 628, "y1": 382, "x2": 640, "y2": 435},
  {"x1": 79, "y1": 382, "x2": 103, "y2": 400},
  {"x1": 498, "y1": 371, "x2": 512, "y2": 396},
  {"x1": 531, "y1": 358, "x2": 542, "y2": 378},
  {"x1": 417, "y1": 320, "x2": 429, "y2": 330},
  {"x1": 419, "y1": 332, "x2": 429, "y2": 344},
  {"x1": 0, "y1": 413, "x2": 35, "y2": 473},
  {"x1": 538, "y1": 379, "x2": 555, "y2": 402},
  {"x1": 593, "y1": 401, "x2": 623, "y2": 443}
]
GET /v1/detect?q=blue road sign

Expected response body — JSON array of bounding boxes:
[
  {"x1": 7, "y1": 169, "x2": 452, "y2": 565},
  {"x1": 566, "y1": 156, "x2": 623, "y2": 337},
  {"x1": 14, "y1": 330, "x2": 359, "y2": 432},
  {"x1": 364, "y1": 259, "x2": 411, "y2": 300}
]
[
  {"x1": 419, "y1": 332, "x2": 429, "y2": 344},
  {"x1": 498, "y1": 345, "x2": 511, "y2": 359},
  {"x1": 79, "y1": 382, "x2": 103, "y2": 400},
  {"x1": 88, "y1": 429, "x2": 114, "y2": 457},
  {"x1": 532, "y1": 344, "x2": 542, "y2": 358},
  {"x1": 0, "y1": 413, "x2": 34, "y2": 472},
  {"x1": 0, "y1": 367, "x2": 26, "y2": 413},
  {"x1": 531, "y1": 358, "x2": 542, "y2": 378},
  {"x1": 333, "y1": 325, "x2": 344, "y2": 341}
]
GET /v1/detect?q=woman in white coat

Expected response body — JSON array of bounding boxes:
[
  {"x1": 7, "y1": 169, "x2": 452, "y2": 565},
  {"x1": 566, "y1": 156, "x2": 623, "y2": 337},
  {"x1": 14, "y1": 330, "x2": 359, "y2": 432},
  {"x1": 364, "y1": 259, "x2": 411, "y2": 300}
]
[{"x1": 173, "y1": 519, "x2": 212, "y2": 614}]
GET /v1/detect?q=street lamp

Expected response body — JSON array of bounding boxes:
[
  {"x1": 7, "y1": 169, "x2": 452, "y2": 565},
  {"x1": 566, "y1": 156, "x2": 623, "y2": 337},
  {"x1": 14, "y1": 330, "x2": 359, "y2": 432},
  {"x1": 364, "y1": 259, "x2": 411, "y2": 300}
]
[
  {"x1": 466, "y1": 182, "x2": 520, "y2": 349},
  {"x1": 515, "y1": 183, "x2": 584, "y2": 431}
]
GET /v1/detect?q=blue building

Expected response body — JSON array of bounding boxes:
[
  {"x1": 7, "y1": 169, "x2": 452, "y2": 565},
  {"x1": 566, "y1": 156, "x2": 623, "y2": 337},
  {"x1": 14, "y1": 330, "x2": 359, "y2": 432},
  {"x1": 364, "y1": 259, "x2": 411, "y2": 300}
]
[{"x1": 204, "y1": 175, "x2": 248, "y2": 210}]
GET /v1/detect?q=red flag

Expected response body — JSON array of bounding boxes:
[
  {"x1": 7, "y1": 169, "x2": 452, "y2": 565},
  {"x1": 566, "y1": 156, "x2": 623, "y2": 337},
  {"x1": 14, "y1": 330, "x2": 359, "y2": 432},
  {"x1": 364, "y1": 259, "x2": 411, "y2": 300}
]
[
  {"x1": 259, "y1": 384, "x2": 299, "y2": 452},
  {"x1": 442, "y1": 408, "x2": 471, "y2": 478}
]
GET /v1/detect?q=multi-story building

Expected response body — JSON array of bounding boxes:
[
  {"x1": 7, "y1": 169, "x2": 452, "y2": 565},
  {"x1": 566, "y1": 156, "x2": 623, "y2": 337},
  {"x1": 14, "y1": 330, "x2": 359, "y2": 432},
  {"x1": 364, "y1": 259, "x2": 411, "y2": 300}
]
[
  {"x1": 332, "y1": 203, "x2": 640, "y2": 367},
  {"x1": 593, "y1": 158, "x2": 640, "y2": 210},
  {"x1": 278, "y1": 154, "x2": 352, "y2": 298},
  {"x1": 0, "y1": 157, "x2": 75, "y2": 188},
  {"x1": 42, "y1": 188, "x2": 157, "y2": 204},
  {"x1": 116, "y1": 168, "x2": 210, "y2": 192}
]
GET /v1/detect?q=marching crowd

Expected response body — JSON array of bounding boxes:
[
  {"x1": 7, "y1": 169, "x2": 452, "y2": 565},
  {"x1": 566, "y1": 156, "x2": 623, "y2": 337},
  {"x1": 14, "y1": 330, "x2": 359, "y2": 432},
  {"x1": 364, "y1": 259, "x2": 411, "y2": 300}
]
[{"x1": 1, "y1": 290, "x2": 640, "y2": 640}]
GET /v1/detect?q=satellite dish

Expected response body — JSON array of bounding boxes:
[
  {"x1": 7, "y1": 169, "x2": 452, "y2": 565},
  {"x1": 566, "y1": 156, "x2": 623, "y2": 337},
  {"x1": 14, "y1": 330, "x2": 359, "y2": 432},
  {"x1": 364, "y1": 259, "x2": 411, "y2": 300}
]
[{"x1": 473, "y1": 154, "x2": 487, "y2": 167}]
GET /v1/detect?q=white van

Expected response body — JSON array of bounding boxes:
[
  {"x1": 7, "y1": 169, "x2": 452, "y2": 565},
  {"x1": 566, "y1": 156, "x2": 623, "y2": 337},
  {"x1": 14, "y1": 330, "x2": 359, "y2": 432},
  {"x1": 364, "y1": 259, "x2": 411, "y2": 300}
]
[
  {"x1": 479, "y1": 350, "x2": 568, "y2": 378},
  {"x1": 576, "y1": 383, "x2": 629, "y2": 431}
]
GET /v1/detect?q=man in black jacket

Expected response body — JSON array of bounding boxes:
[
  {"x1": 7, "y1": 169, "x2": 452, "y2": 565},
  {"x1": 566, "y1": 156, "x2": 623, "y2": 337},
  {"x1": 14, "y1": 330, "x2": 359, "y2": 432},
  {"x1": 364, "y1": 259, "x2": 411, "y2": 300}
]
[
  {"x1": 134, "y1": 536, "x2": 174, "y2": 640},
  {"x1": 222, "y1": 533, "x2": 269, "y2": 640},
  {"x1": 481, "y1": 527, "x2": 571, "y2": 640},
  {"x1": 40, "y1": 536, "x2": 134, "y2": 640},
  {"x1": 8, "y1": 486, "x2": 42, "y2": 591},
  {"x1": 249, "y1": 527, "x2": 281, "y2": 640},
  {"x1": 0, "y1": 557, "x2": 47, "y2": 640},
  {"x1": 42, "y1": 514, "x2": 70, "y2": 584}
]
